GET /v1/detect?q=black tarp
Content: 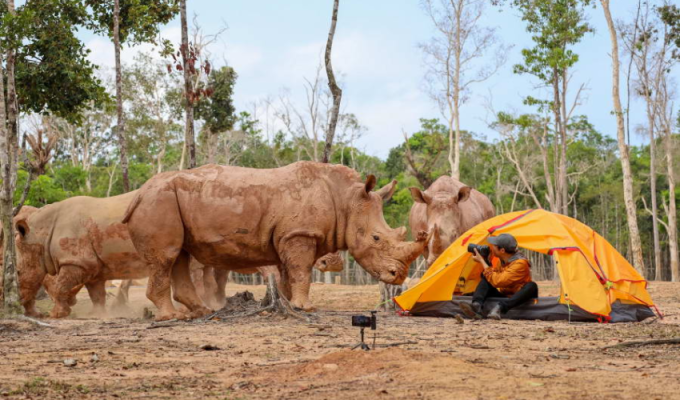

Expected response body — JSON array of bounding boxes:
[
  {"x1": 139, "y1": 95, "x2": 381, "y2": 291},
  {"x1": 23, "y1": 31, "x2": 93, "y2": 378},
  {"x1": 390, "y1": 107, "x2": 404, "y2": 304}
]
[{"x1": 409, "y1": 296, "x2": 655, "y2": 323}]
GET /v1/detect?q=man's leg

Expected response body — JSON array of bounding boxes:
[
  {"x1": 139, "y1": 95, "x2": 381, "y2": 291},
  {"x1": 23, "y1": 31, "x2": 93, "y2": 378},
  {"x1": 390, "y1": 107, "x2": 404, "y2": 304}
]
[
  {"x1": 471, "y1": 275, "x2": 504, "y2": 305},
  {"x1": 498, "y1": 282, "x2": 538, "y2": 312},
  {"x1": 461, "y1": 276, "x2": 503, "y2": 318}
]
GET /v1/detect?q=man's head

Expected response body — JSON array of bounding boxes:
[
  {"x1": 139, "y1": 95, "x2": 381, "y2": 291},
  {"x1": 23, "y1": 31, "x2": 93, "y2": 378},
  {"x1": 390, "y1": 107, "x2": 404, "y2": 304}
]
[{"x1": 487, "y1": 233, "x2": 518, "y2": 261}]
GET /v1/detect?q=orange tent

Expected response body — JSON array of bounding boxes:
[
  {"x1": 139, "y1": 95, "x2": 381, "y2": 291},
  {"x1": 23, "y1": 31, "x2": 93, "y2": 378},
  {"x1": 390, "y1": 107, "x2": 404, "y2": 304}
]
[{"x1": 395, "y1": 209, "x2": 658, "y2": 321}]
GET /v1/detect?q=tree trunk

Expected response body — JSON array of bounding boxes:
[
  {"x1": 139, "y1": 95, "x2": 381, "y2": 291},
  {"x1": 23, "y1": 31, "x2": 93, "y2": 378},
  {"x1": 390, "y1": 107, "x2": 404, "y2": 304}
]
[
  {"x1": 1, "y1": 0, "x2": 22, "y2": 314},
  {"x1": 114, "y1": 0, "x2": 130, "y2": 193},
  {"x1": 560, "y1": 69, "x2": 569, "y2": 215},
  {"x1": 451, "y1": 1, "x2": 462, "y2": 180},
  {"x1": 322, "y1": 0, "x2": 342, "y2": 164},
  {"x1": 601, "y1": 0, "x2": 645, "y2": 274},
  {"x1": 180, "y1": 0, "x2": 196, "y2": 169},
  {"x1": 646, "y1": 101, "x2": 662, "y2": 280},
  {"x1": 552, "y1": 68, "x2": 564, "y2": 214},
  {"x1": 664, "y1": 124, "x2": 678, "y2": 282}
]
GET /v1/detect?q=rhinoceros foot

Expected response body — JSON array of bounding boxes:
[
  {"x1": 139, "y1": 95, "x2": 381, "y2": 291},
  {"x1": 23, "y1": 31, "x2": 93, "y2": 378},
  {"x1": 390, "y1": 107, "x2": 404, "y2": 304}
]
[
  {"x1": 154, "y1": 310, "x2": 185, "y2": 322},
  {"x1": 184, "y1": 306, "x2": 213, "y2": 320},
  {"x1": 24, "y1": 308, "x2": 46, "y2": 318},
  {"x1": 49, "y1": 307, "x2": 71, "y2": 319},
  {"x1": 290, "y1": 298, "x2": 316, "y2": 312}
]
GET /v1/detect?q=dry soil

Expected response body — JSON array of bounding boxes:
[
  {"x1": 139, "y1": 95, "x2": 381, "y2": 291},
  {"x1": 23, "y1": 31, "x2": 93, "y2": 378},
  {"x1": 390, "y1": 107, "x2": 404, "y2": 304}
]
[{"x1": 1, "y1": 281, "x2": 679, "y2": 399}]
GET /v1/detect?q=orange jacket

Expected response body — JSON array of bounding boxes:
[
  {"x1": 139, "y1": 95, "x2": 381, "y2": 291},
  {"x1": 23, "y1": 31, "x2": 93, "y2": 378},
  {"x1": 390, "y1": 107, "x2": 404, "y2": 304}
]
[{"x1": 482, "y1": 254, "x2": 532, "y2": 296}]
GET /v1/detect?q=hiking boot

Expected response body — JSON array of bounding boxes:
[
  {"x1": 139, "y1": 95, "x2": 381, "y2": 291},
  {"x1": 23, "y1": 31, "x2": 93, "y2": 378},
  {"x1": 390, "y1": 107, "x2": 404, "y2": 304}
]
[
  {"x1": 487, "y1": 304, "x2": 502, "y2": 320},
  {"x1": 459, "y1": 302, "x2": 483, "y2": 320}
]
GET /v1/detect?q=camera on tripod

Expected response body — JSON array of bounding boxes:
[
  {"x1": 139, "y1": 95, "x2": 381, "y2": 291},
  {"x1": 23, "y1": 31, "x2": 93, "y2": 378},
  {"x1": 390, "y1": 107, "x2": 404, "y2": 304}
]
[
  {"x1": 351, "y1": 311, "x2": 377, "y2": 330},
  {"x1": 350, "y1": 311, "x2": 377, "y2": 351}
]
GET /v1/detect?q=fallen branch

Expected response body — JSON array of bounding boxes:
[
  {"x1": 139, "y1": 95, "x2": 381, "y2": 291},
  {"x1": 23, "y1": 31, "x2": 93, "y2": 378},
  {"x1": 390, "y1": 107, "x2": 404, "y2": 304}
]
[
  {"x1": 373, "y1": 340, "x2": 418, "y2": 348},
  {"x1": 325, "y1": 340, "x2": 417, "y2": 349},
  {"x1": 146, "y1": 319, "x2": 182, "y2": 330},
  {"x1": 603, "y1": 338, "x2": 680, "y2": 349},
  {"x1": 17, "y1": 315, "x2": 53, "y2": 328}
]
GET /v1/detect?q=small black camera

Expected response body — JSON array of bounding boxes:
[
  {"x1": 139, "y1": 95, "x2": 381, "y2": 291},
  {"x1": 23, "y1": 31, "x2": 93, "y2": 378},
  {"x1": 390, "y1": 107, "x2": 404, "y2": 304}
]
[
  {"x1": 467, "y1": 243, "x2": 491, "y2": 259},
  {"x1": 351, "y1": 311, "x2": 377, "y2": 330}
]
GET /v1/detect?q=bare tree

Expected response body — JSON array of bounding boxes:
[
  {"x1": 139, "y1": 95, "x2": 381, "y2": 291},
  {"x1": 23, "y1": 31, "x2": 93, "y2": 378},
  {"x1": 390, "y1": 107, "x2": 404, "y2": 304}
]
[
  {"x1": 657, "y1": 72, "x2": 678, "y2": 282},
  {"x1": 56, "y1": 108, "x2": 113, "y2": 192},
  {"x1": 25, "y1": 119, "x2": 59, "y2": 176},
  {"x1": 420, "y1": 0, "x2": 506, "y2": 180},
  {"x1": 601, "y1": 0, "x2": 646, "y2": 273},
  {"x1": 275, "y1": 64, "x2": 331, "y2": 162},
  {"x1": 322, "y1": 0, "x2": 342, "y2": 164},
  {"x1": 494, "y1": 121, "x2": 544, "y2": 209},
  {"x1": 621, "y1": 2, "x2": 664, "y2": 279}
]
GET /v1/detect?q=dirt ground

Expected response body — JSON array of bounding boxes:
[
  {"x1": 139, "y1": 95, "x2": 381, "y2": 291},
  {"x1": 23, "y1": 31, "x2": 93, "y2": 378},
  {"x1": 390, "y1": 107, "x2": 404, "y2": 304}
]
[{"x1": 1, "y1": 281, "x2": 679, "y2": 400}]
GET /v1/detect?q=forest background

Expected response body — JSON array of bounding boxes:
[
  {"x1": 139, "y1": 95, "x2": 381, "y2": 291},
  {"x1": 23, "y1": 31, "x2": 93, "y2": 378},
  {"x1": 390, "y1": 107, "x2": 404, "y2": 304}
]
[{"x1": 1, "y1": 0, "x2": 679, "y2": 304}]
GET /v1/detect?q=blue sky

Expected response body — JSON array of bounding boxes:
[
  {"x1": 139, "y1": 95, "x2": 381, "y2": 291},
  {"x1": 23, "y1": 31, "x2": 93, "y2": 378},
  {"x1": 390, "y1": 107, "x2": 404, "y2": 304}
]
[{"x1": 83, "y1": 1, "x2": 665, "y2": 159}]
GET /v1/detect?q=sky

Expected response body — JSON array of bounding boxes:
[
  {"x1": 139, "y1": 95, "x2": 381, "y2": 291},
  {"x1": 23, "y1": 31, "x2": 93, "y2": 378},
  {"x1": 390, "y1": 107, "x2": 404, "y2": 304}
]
[{"x1": 81, "y1": 1, "x2": 665, "y2": 160}]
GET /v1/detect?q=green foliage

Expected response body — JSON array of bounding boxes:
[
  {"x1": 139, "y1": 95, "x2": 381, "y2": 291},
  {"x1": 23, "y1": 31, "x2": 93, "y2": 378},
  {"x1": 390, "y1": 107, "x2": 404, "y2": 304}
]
[
  {"x1": 2, "y1": 0, "x2": 108, "y2": 123},
  {"x1": 657, "y1": 3, "x2": 680, "y2": 59},
  {"x1": 14, "y1": 169, "x2": 68, "y2": 208},
  {"x1": 195, "y1": 66, "x2": 238, "y2": 133},
  {"x1": 86, "y1": 0, "x2": 178, "y2": 46},
  {"x1": 512, "y1": 0, "x2": 593, "y2": 83}
]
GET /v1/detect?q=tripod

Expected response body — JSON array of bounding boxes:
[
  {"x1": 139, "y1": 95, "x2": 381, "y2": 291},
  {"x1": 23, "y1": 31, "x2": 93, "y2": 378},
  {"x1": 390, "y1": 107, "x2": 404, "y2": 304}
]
[{"x1": 351, "y1": 327, "x2": 371, "y2": 351}]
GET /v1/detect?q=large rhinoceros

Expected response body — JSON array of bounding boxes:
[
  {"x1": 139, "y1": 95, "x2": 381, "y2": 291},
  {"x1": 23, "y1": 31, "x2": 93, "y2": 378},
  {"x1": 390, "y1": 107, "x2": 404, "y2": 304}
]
[
  {"x1": 13, "y1": 192, "x2": 152, "y2": 318},
  {"x1": 123, "y1": 162, "x2": 428, "y2": 321},
  {"x1": 409, "y1": 176, "x2": 495, "y2": 265}
]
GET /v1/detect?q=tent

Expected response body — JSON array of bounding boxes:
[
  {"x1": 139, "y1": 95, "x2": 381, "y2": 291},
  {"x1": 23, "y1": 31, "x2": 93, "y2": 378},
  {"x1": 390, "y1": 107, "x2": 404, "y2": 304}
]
[{"x1": 394, "y1": 209, "x2": 659, "y2": 322}]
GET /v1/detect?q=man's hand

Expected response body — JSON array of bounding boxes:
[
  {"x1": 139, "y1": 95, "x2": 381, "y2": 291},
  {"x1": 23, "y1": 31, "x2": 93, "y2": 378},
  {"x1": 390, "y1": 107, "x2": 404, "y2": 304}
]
[{"x1": 471, "y1": 249, "x2": 489, "y2": 268}]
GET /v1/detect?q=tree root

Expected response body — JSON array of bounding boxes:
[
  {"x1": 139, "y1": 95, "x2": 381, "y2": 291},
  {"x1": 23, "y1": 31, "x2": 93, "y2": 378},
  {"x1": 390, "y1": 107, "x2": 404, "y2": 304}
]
[{"x1": 205, "y1": 274, "x2": 315, "y2": 323}]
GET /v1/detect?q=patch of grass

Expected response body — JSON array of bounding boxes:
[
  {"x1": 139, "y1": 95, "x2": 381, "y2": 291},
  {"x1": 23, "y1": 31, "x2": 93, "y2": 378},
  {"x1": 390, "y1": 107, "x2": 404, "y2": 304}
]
[
  {"x1": 8, "y1": 377, "x2": 83, "y2": 396},
  {"x1": 222, "y1": 390, "x2": 249, "y2": 400}
]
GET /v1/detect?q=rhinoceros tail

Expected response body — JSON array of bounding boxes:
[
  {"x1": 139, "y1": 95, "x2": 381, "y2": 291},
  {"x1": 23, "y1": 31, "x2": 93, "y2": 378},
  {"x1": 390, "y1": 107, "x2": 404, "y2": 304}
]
[{"x1": 122, "y1": 191, "x2": 143, "y2": 224}]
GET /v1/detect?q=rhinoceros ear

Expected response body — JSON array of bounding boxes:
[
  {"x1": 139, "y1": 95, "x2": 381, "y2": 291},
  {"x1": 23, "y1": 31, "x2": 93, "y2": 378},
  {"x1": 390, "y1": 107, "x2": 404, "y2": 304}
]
[
  {"x1": 364, "y1": 175, "x2": 377, "y2": 195},
  {"x1": 15, "y1": 218, "x2": 30, "y2": 238},
  {"x1": 376, "y1": 180, "x2": 397, "y2": 202},
  {"x1": 456, "y1": 186, "x2": 472, "y2": 203},
  {"x1": 409, "y1": 187, "x2": 432, "y2": 205}
]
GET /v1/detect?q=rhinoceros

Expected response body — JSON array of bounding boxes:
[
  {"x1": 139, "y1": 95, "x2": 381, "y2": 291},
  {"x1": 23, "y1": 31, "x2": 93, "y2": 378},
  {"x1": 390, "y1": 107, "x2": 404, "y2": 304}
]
[
  {"x1": 409, "y1": 176, "x2": 494, "y2": 265},
  {"x1": 13, "y1": 192, "x2": 153, "y2": 318},
  {"x1": 123, "y1": 162, "x2": 428, "y2": 321}
]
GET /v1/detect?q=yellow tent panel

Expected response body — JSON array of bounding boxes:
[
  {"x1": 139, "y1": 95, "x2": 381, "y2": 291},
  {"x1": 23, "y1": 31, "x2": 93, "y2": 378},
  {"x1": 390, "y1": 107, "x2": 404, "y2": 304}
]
[{"x1": 395, "y1": 209, "x2": 656, "y2": 321}]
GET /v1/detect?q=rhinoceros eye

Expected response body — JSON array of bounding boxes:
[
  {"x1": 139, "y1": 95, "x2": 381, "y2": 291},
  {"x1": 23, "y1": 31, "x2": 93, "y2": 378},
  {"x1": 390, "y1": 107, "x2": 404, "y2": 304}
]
[{"x1": 372, "y1": 235, "x2": 380, "y2": 242}]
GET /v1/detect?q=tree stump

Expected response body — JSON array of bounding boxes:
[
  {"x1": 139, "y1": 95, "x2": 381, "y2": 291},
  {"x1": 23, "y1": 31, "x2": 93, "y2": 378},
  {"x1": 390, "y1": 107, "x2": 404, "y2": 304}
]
[{"x1": 260, "y1": 274, "x2": 309, "y2": 321}]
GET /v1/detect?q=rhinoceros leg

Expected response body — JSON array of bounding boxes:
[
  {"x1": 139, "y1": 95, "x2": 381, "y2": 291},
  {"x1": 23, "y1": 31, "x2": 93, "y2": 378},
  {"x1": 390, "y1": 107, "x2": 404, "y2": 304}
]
[
  {"x1": 212, "y1": 268, "x2": 228, "y2": 309},
  {"x1": 22, "y1": 298, "x2": 44, "y2": 318},
  {"x1": 201, "y1": 266, "x2": 222, "y2": 309},
  {"x1": 171, "y1": 251, "x2": 212, "y2": 319},
  {"x1": 20, "y1": 274, "x2": 48, "y2": 318},
  {"x1": 126, "y1": 189, "x2": 185, "y2": 321},
  {"x1": 146, "y1": 269, "x2": 181, "y2": 321},
  {"x1": 278, "y1": 236, "x2": 317, "y2": 311},
  {"x1": 276, "y1": 265, "x2": 293, "y2": 301},
  {"x1": 49, "y1": 265, "x2": 90, "y2": 318},
  {"x1": 85, "y1": 280, "x2": 107, "y2": 317}
]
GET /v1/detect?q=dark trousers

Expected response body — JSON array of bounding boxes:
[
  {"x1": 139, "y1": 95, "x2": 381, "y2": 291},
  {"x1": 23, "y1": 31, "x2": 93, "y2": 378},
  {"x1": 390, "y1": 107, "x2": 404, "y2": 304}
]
[{"x1": 472, "y1": 276, "x2": 538, "y2": 313}]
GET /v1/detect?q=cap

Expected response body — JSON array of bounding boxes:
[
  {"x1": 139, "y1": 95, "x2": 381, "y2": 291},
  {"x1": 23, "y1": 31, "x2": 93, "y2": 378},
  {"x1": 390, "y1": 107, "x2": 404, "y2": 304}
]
[{"x1": 487, "y1": 233, "x2": 518, "y2": 252}]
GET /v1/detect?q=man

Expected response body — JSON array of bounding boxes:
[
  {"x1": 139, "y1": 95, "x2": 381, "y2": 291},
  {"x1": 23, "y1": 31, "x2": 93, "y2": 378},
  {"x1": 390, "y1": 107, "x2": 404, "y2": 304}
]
[{"x1": 459, "y1": 233, "x2": 538, "y2": 320}]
